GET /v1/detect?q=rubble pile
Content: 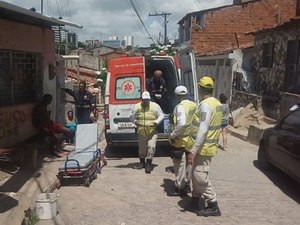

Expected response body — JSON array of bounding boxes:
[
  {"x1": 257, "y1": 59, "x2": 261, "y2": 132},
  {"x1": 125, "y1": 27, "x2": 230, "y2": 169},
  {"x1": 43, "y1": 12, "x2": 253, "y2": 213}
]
[{"x1": 232, "y1": 103, "x2": 267, "y2": 131}]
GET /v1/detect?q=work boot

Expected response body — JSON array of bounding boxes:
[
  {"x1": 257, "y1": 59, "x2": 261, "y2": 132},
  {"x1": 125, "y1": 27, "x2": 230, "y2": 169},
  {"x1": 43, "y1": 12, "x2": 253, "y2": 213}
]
[
  {"x1": 168, "y1": 187, "x2": 188, "y2": 197},
  {"x1": 191, "y1": 197, "x2": 200, "y2": 211},
  {"x1": 145, "y1": 159, "x2": 151, "y2": 174},
  {"x1": 196, "y1": 201, "x2": 221, "y2": 217},
  {"x1": 134, "y1": 158, "x2": 145, "y2": 170},
  {"x1": 149, "y1": 159, "x2": 153, "y2": 171}
]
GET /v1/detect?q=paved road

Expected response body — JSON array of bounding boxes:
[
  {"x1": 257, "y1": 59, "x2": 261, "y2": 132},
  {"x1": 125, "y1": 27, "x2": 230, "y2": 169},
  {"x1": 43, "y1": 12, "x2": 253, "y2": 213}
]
[{"x1": 37, "y1": 135, "x2": 300, "y2": 225}]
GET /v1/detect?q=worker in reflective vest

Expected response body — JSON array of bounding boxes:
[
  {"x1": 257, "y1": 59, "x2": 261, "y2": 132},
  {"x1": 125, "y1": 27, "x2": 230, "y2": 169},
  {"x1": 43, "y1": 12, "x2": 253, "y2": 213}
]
[
  {"x1": 168, "y1": 85, "x2": 197, "y2": 197},
  {"x1": 187, "y1": 76, "x2": 223, "y2": 217},
  {"x1": 131, "y1": 91, "x2": 164, "y2": 174}
]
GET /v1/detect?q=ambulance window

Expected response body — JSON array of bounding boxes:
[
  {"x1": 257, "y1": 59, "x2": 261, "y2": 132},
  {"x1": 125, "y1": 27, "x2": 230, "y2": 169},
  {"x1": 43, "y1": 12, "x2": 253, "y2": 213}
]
[{"x1": 115, "y1": 76, "x2": 141, "y2": 100}]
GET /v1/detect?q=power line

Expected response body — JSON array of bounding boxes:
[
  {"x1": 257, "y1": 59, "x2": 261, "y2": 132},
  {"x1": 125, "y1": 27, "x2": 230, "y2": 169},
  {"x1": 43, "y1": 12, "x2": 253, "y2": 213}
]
[
  {"x1": 149, "y1": 12, "x2": 171, "y2": 45},
  {"x1": 147, "y1": 0, "x2": 157, "y2": 14},
  {"x1": 125, "y1": 0, "x2": 146, "y2": 37},
  {"x1": 128, "y1": 0, "x2": 156, "y2": 44}
]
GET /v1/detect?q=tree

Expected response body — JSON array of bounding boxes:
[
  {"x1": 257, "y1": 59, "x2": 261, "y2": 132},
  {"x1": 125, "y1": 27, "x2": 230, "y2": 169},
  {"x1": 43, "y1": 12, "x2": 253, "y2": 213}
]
[{"x1": 78, "y1": 41, "x2": 86, "y2": 49}]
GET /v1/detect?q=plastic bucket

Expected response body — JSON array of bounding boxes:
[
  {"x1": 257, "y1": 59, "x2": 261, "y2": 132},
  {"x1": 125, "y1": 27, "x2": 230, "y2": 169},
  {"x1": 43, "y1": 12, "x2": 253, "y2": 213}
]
[{"x1": 36, "y1": 193, "x2": 57, "y2": 220}]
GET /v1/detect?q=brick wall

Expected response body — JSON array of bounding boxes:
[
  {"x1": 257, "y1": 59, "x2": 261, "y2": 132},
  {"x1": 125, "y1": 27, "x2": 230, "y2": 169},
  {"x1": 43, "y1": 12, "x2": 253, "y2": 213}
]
[{"x1": 190, "y1": 0, "x2": 297, "y2": 56}]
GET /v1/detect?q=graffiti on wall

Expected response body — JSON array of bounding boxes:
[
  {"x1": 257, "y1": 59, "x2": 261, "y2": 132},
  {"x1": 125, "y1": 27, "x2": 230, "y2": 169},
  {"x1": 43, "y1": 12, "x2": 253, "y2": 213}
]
[
  {"x1": 0, "y1": 103, "x2": 36, "y2": 147},
  {"x1": 0, "y1": 109, "x2": 26, "y2": 141}
]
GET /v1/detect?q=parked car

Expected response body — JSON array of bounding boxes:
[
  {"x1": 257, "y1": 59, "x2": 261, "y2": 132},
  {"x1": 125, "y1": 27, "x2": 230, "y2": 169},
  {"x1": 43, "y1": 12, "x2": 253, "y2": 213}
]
[{"x1": 258, "y1": 104, "x2": 300, "y2": 183}]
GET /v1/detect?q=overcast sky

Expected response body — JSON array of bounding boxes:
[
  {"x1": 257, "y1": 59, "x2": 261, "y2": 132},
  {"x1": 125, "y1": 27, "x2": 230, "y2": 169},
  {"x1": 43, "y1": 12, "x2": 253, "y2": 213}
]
[{"x1": 5, "y1": 0, "x2": 232, "y2": 47}]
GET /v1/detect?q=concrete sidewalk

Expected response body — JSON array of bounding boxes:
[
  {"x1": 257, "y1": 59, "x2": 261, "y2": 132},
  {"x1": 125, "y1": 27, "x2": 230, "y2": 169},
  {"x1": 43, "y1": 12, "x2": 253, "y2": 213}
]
[
  {"x1": 228, "y1": 123, "x2": 274, "y2": 146},
  {"x1": 0, "y1": 146, "x2": 74, "y2": 225},
  {"x1": 0, "y1": 118, "x2": 106, "y2": 225}
]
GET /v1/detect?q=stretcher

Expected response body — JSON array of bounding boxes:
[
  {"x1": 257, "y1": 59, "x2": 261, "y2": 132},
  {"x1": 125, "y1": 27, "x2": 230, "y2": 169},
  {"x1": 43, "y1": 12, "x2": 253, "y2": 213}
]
[{"x1": 57, "y1": 123, "x2": 101, "y2": 187}]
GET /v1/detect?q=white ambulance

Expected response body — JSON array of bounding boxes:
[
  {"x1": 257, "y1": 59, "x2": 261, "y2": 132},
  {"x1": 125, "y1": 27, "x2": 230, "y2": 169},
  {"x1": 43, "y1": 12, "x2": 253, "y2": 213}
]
[{"x1": 104, "y1": 52, "x2": 198, "y2": 147}]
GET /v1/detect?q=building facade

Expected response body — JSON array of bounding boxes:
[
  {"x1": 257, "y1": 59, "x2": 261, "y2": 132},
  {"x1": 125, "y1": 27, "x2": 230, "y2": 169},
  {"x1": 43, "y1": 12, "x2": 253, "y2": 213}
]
[
  {"x1": 177, "y1": 0, "x2": 297, "y2": 110},
  {"x1": 253, "y1": 18, "x2": 300, "y2": 118},
  {"x1": 0, "y1": 2, "x2": 80, "y2": 147}
]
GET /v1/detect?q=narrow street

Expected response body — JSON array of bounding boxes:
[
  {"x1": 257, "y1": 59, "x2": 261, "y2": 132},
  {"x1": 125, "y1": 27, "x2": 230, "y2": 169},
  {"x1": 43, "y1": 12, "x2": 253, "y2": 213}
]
[{"x1": 37, "y1": 135, "x2": 300, "y2": 225}]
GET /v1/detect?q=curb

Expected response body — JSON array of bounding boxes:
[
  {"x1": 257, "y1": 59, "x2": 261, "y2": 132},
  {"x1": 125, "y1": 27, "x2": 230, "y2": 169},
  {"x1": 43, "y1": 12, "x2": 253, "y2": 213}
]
[{"x1": 228, "y1": 128, "x2": 248, "y2": 142}]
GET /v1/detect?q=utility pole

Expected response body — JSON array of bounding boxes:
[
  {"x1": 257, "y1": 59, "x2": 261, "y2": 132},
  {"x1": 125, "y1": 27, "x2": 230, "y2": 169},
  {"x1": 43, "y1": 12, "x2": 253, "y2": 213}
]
[
  {"x1": 41, "y1": 0, "x2": 43, "y2": 14},
  {"x1": 149, "y1": 12, "x2": 171, "y2": 45}
]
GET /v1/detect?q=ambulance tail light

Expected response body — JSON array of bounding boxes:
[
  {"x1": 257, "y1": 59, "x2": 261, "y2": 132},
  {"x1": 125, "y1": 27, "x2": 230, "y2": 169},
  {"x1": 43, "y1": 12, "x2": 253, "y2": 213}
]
[{"x1": 104, "y1": 105, "x2": 110, "y2": 130}]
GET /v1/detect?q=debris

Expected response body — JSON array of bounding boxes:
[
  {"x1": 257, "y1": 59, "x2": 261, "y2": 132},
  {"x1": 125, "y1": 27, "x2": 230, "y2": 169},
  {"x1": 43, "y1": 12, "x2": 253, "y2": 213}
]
[{"x1": 232, "y1": 103, "x2": 269, "y2": 131}]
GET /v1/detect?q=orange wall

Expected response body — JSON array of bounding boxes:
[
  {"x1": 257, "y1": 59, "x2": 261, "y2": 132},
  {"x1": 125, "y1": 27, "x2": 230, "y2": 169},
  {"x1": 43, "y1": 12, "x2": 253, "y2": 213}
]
[
  {"x1": 0, "y1": 18, "x2": 55, "y2": 65},
  {"x1": 0, "y1": 19, "x2": 56, "y2": 147},
  {"x1": 0, "y1": 103, "x2": 37, "y2": 148}
]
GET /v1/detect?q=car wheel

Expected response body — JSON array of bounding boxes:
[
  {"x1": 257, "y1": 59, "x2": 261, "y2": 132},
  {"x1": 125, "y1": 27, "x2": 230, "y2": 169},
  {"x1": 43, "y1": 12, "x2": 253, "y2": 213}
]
[{"x1": 257, "y1": 141, "x2": 273, "y2": 170}]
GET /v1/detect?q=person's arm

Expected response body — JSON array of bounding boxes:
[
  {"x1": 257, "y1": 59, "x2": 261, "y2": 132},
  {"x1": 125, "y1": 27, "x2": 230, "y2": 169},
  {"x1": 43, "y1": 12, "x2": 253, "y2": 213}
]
[
  {"x1": 130, "y1": 105, "x2": 138, "y2": 125},
  {"x1": 61, "y1": 88, "x2": 76, "y2": 98},
  {"x1": 170, "y1": 104, "x2": 188, "y2": 139},
  {"x1": 154, "y1": 103, "x2": 164, "y2": 125},
  {"x1": 189, "y1": 102, "x2": 212, "y2": 155},
  {"x1": 161, "y1": 78, "x2": 167, "y2": 93}
]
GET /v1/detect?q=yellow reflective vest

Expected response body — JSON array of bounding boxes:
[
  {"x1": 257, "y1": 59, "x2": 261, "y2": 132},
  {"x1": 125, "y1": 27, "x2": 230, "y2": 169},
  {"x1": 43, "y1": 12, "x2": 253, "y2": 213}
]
[
  {"x1": 188, "y1": 97, "x2": 223, "y2": 156},
  {"x1": 169, "y1": 99, "x2": 197, "y2": 148},
  {"x1": 135, "y1": 102, "x2": 158, "y2": 136}
]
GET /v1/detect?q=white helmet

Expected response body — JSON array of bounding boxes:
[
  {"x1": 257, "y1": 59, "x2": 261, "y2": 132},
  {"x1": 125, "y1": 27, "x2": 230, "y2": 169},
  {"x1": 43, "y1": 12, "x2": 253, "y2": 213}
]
[{"x1": 174, "y1": 85, "x2": 188, "y2": 95}]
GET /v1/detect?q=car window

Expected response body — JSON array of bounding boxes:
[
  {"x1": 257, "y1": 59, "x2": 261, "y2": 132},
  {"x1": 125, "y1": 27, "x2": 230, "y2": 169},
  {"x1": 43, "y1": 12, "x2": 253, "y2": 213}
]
[
  {"x1": 280, "y1": 110, "x2": 300, "y2": 133},
  {"x1": 115, "y1": 76, "x2": 141, "y2": 100}
]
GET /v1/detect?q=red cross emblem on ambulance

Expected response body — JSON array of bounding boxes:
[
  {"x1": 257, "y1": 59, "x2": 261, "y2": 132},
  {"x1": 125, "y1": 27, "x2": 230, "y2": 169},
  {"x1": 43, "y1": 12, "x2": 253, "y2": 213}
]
[{"x1": 122, "y1": 80, "x2": 135, "y2": 94}]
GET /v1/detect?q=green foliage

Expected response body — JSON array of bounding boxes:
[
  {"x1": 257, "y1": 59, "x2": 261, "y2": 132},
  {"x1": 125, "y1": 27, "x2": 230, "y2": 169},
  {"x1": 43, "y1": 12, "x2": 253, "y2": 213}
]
[
  {"x1": 28, "y1": 212, "x2": 39, "y2": 225},
  {"x1": 149, "y1": 44, "x2": 177, "y2": 56},
  {"x1": 78, "y1": 41, "x2": 87, "y2": 49}
]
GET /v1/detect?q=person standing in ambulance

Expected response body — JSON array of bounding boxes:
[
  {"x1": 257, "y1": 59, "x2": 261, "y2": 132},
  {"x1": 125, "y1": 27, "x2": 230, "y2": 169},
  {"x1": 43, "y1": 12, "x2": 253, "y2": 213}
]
[
  {"x1": 131, "y1": 91, "x2": 164, "y2": 174},
  {"x1": 187, "y1": 76, "x2": 223, "y2": 217},
  {"x1": 147, "y1": 70, "x2": 167, "y2": 106}
]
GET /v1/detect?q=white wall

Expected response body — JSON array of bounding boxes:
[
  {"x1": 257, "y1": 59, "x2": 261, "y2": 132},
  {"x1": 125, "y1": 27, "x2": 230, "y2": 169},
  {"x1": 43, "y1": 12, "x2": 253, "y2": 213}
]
[{"x1": 196, "y1": 57, "x2": 232, "y2": 100}]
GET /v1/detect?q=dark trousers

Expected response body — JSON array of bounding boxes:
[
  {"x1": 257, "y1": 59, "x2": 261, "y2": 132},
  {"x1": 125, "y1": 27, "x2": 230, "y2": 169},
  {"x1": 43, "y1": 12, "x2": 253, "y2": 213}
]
[{"x1": 76, "y1": 108, "x2": 92, "y2": 124}]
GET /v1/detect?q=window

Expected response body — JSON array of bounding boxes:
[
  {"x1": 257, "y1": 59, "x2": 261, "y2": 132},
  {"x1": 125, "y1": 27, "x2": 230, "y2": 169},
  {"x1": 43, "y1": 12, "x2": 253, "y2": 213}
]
[
  {"x1": 184, "y1": 19, "x2": 191, "y2": 42},
  {"x1": 285, "y1": 40, "x2": 300, "y2": 92},
  {"x1": 115, "y1": 76, "x2": 141, "y2": 100},
  {"x1": 196, "y1": 14, "x2": 205, "y2": 29},
  {"x1": 280, "y1": 110, "x2": 300, "y2": 134},
  {"x1": 262, "y1": 43, "x2": 274, "y2": 68},
  {"x1": 0, "y1": 50, "x2": 42, "y2": 106},
  {"x1": 297, "y1": 0, "x2": 300, "y2": 16}
]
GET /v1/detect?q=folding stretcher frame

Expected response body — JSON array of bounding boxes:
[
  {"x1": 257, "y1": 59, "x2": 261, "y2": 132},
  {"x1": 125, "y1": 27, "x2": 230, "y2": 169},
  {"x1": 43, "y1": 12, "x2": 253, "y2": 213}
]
[{"x1": 57, "y1": 123, "x2": 101, "y2": 187}]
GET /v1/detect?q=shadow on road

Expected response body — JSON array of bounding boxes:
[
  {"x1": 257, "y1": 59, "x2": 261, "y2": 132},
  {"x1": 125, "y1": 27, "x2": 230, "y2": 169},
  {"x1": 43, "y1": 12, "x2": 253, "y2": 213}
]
[
  {"x1": 0, "y1": 193, "x2": 19, "y2": 213},
  {"x1": 105, "y1": 146, "x2": 138, "y2": 159},
  {"x1": 253, "y1": 160, "x2": 300, "y2": 204},
  {"x1": 105, "y1": 145, "x2": 171, "y2": 159},
  {"x1": 161, "y1": 178, "x2": 176, "y2": 196},
  {"x1": 165, "y1": 166, "x2": 174, "y2": 174},
  {"x1": 178, "y1": 196, "x2": 206, "y2": 213}
]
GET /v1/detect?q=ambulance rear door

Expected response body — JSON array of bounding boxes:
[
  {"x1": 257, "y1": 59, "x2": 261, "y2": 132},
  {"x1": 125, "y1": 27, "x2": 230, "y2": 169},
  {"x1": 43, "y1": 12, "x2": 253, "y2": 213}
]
[
  {"x1": 105, "y1": 56, "x2": 145, "y2": 146},
  {"x1": 179, "y1": 50, "x2": 199, "y2": 103}
]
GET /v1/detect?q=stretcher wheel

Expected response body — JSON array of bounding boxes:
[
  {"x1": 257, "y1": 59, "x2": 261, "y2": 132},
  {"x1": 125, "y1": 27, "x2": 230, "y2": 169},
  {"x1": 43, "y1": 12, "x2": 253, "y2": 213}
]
[
  {"x1": 85, "y1": 178, "x2": 91, "y2": 187},
  {"x1": 55, "y1": 179, "x2": 61, "y2": 189},
  {"x1": 93, "y1": 173, "x2": 97, "y2": 179}
]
